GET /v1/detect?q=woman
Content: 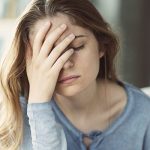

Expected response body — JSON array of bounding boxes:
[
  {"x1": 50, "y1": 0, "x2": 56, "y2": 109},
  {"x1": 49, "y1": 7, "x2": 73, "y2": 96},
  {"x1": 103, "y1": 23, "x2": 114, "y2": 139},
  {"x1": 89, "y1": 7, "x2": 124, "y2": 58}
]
[{"x1": 0, "y1": 0, "x2": 150, "y2": 150}]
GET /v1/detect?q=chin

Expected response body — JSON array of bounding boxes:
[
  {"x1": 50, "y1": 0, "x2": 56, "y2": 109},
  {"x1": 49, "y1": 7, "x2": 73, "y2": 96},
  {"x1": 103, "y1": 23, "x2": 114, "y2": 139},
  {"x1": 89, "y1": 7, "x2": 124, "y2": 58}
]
[{"x1": 55, "y1": 84, "x2": 82, "y2": 97}]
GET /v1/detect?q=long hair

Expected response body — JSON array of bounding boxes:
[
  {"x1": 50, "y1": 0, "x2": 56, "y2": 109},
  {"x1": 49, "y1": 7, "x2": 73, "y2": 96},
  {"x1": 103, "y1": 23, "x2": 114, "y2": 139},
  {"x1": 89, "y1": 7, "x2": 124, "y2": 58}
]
[{"x1": 0, "y1": 0, "x2": 119, "y2": 149}]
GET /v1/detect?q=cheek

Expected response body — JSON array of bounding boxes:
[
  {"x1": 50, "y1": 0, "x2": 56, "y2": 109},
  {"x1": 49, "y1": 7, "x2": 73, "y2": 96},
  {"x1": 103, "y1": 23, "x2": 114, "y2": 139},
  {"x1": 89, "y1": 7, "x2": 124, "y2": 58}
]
[{"x1": 77, "y1": 51, "x2": 100, "y2": 80}]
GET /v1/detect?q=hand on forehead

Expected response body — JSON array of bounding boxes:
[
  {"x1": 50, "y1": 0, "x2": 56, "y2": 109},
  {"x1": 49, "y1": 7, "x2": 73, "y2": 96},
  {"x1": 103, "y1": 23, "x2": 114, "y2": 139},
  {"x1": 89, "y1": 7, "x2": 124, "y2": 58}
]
[
  {"x1": 29, "y1": 13, "x2": 88, "y2": 48},
  {"x1": 29, "y1": 14, "x2": 75, "y2": 47}
]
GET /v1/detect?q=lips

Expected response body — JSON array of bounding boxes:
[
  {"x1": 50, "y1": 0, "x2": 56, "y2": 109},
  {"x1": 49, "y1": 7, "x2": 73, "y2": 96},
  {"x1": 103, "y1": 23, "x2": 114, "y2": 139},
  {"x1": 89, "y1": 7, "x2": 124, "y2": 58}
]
[{"x1": 58, "y1": 75, "x2": 80, "y2": 82}]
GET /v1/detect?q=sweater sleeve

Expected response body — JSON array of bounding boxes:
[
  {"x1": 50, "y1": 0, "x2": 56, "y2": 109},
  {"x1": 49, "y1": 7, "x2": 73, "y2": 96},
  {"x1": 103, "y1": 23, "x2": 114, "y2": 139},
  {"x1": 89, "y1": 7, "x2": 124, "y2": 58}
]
[
  {"x1": 26, "y1": 101, "x2": 67, "y2": 150},
  {"x1": 143, "y1": 121, "x2": 150, "y2": 150}
]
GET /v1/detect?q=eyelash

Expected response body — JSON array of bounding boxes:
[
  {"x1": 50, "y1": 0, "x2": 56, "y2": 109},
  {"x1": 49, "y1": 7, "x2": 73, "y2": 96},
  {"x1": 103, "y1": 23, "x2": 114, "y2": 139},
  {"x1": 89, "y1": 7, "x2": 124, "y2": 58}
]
[{"x1": 72, "y1": 45, "x2": 84, "y2": 51}]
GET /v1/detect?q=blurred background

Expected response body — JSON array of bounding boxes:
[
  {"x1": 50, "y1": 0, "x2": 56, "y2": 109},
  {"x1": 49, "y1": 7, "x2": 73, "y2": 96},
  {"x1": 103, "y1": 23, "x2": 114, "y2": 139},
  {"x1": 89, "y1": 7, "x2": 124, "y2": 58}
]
[{"x1": 0, "y1": 0, "x2": 150, "y2": 88}]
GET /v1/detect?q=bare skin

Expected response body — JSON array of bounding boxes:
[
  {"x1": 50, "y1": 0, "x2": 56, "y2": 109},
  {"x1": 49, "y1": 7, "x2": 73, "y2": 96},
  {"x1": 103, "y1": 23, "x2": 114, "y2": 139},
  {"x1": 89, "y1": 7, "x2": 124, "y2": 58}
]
[{"x1": 26, "y1": 22, "x2": 76, "y2": 103}]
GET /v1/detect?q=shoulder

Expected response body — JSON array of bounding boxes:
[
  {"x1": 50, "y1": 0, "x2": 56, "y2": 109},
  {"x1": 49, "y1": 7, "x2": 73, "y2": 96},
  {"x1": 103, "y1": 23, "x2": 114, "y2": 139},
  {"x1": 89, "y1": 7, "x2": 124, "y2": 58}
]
[
  {"x1": 124, "y1": 82, "x2": 150, "y2": 104},
  {"x1": 123, "y1": 82, "x2": 150, "y2": 121}
]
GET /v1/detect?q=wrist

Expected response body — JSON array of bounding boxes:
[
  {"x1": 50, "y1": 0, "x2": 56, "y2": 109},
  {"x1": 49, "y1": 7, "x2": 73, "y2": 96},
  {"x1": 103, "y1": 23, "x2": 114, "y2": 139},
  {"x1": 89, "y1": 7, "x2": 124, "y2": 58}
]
[{"x1": 28, "y1": 94, "x2": 51, "y2": 104}]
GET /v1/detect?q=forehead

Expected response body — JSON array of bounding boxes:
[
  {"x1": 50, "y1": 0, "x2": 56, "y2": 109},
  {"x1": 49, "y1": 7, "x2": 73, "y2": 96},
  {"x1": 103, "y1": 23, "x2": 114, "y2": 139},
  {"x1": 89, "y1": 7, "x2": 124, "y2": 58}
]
[{"x1": 29, "y1": 13, "x2": 90, "y2": 44}]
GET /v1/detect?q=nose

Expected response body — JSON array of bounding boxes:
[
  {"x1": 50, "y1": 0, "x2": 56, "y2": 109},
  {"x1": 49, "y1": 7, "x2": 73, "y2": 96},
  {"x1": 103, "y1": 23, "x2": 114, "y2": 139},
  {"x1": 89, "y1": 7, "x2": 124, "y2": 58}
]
[{"x1": 62, "y1": 59, "x2": 74, "y2": 69}]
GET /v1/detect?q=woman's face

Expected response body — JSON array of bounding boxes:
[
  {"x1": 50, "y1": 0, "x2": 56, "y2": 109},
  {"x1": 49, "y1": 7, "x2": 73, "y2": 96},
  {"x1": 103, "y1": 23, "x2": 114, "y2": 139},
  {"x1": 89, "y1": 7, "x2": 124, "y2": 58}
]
[{"x1": 29, "y1": 13, "x2": 104, "y2": 97}]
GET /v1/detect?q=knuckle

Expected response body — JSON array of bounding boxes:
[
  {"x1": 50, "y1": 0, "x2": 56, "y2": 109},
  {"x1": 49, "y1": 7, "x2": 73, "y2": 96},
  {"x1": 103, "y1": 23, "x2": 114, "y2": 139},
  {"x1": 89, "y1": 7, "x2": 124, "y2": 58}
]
[{"x1": 34, "y1": 61, "x2": 40, "y2": 69}]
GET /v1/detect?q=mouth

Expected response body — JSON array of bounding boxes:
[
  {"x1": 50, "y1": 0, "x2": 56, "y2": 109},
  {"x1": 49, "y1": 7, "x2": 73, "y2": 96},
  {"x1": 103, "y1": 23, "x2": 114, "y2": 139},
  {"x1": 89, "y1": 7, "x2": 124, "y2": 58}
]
[{"x1": 58, "y1": 75, "x2": 80, "y2": 84}]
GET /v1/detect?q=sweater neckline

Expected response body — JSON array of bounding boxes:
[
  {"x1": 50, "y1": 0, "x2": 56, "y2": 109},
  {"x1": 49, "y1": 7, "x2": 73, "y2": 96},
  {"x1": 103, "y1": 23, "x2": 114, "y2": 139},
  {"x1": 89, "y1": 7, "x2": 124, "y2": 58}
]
[{"x1": 51, "y1": 82, "x2": 134, "y2": 141}]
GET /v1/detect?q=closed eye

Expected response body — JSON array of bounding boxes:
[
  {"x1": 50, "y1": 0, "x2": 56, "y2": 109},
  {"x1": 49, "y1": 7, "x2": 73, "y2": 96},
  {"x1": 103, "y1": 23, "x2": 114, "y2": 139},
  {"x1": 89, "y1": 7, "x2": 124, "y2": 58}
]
[{"x1": 73, "y1": 45, "x2": 84, "y2": 51}]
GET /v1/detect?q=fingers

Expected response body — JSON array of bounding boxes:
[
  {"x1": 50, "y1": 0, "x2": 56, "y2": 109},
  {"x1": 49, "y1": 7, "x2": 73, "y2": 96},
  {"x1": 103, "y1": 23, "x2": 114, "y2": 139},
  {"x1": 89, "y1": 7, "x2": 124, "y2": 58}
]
[
  {"x1": 38, "y1": 24, "x2": 67, "y2": 59},
  {"x1": 45, "y1": 33, "x2": 75, "y2": 67},
  {"x1": 32, "y1": 21, "x2": 51, "y2": 59},
  {"x1": 31, "y1": 22, "x2": 75, "y2": 77},
  {"x1": 50, "y1": 49, "x2": 74, "y2": 74}
]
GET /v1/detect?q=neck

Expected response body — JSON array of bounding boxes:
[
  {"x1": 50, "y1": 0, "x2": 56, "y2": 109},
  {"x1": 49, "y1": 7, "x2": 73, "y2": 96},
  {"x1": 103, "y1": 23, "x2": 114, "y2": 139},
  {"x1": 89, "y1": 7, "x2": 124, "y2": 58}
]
[
  {"x1": 54, "y1": 79, "x2": 108, "y2": 119},
  {"x1": 53, "y1": 80, "x2": 127, "y2": 133}
]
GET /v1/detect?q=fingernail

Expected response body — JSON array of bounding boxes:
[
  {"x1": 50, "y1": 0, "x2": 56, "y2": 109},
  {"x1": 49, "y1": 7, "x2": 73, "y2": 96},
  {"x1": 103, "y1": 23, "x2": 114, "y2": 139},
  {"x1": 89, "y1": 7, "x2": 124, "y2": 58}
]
[
  {"x1": 69, "y1": 48, "x2": 74, "y2": 53},
  {"x1": 45, "y1": 21, "x2": 50, "y2": 26},
  {"x1": 60, "y1": 24, "x2": 67, "y2": 30},
  {"x1": 68, "y1": 33, "x2": 75, "y2": 39}
]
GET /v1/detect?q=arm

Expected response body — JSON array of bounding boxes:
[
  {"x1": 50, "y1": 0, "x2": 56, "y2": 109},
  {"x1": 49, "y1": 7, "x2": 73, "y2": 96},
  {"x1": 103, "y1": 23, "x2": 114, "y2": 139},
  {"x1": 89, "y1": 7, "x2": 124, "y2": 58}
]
[
  {"x1": 27, "y1": 101, "x2": 67, "y2": 150},
  {"x1": 24, "y1": 21, "x2": 74, "y2": 150}
]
